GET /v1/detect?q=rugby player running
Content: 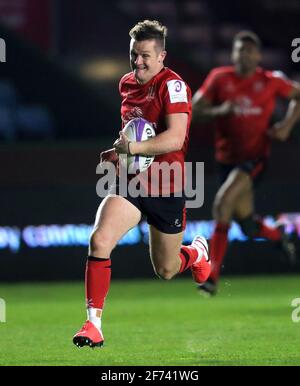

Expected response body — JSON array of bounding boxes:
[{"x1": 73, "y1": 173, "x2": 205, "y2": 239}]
[
  {"x1": 193, "y1": 31, "x2": 300, "y2": 296},
  {"x1": 73, "y1": 20, "x2": 211, "y2": 348}
]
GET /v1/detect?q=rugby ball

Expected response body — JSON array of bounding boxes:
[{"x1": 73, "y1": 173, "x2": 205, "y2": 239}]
[{"x1": 119, "y1": 118, "x2": 156, "y2": 173}]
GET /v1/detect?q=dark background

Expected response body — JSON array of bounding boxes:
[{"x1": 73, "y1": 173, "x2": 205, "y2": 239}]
[{"x1": 0, "y1": 0, "x2": 299, "y2": 281}]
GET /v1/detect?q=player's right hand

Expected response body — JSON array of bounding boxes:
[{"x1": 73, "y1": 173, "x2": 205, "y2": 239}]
[
  {"x1": 100, "y1": 148, "x2": 119, "y2": 165},
  {"x1": 113, "y1": 131, "x2": 131, "y2": 154},
  {"x1": 267, "y1": 121, "x2": 292, "y2": 142}
]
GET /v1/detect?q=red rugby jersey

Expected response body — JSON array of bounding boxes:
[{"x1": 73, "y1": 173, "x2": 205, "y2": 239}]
[
  {"x1": 198, "y1": 66, "x2": 293, "y2": 164},
  {"x1": 119, "y1": 67, "x2": 192, "y2": 194}
]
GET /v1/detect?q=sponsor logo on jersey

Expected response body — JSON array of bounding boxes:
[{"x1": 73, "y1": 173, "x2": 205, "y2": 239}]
[
  {"x1": 234, "y1": 96, "x2": 262, "y2": 116},
  {"x1": 167, "y1": 80, "x2": 188, "y2": 103}
]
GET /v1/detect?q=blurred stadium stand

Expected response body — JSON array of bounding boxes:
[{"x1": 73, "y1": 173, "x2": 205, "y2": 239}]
[
  {"x1": 0, "y1": 0, "x2": 299, "y2": 142},
  {"x1": 0, "y1": 78, "x2": 55, "y2": 140},
  {"x1": 0, "y1": 0, "x2": 300, "y2": 281}
]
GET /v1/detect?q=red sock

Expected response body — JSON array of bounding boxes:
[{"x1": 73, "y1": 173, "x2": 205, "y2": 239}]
[
  {"x1": 255, "y1": 219, "x2": 281, "y2": 241},
  {"x1": 179, "y1": 245, "x2": 198, "y2": 273},
  {"x1": 210, "y1": 223, "x2": 230, "y2": 282},
  {"x1": 85, "y1": 256, "x2": 111, "y2": 309}
]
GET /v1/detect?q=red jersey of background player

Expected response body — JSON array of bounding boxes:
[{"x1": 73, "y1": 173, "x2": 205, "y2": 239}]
[
  {"x1": 198, "y1": 66, "x2": 294, "y2": 164},
  {"x1": 119, "y1": 67, "x2": 192, "y2": 194}
]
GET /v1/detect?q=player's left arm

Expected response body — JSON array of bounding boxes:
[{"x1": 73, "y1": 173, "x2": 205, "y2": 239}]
[
  {"x1": 114, "y1": 113, "x2": 188, "y2": 156},
  {"x1": 268, "y1": 83, "x2": 300, "y2": 141}
]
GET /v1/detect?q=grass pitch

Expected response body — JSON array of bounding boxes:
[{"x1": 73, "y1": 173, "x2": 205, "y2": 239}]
[{"x1": 0, "y1": 275, "x2": 300, "y2": 366}]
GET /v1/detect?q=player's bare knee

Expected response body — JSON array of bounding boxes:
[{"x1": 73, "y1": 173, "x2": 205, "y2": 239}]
[
  {"x1": 213, "y1": 195, "x2": 233, "y2": 221},
  {"x1": 155, "y1": 266, "x2": 176, "y2": 280},
  {"x1": 89, "y1": 230, "x2": 114, "y2": 256}
]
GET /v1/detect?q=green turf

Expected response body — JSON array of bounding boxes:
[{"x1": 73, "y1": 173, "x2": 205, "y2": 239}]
[{"x1": 0, "y1": 275, "x2": 300, "y2": 366}]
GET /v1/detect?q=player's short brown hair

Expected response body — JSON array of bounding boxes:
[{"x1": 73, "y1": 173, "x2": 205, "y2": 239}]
[
  {"x1": 233, "y1": 30, "x2": 261, "y2": 49},
  {"x1": 129, "y1": 20, "x2": 167, "y2": 50}
]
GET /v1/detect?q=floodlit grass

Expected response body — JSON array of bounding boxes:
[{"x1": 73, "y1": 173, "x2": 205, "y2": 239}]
[{"x1": 0, "y1": 275, "x2": 300, "y2": 366}]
